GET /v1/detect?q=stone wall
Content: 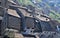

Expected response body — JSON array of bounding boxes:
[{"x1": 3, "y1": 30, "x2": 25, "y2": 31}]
[
  {"x1": 0, "y1": 8, "x2": 4, "y2": 16},
  {"x1": 25, "y1": 17, "x2": 35, "y2": 28},
  {"x1": 1, "y1": 0, "x2": 8, "y2": 8},
  {"x1": 8, "y1": 15, "x2": 21, "y2": 30}
]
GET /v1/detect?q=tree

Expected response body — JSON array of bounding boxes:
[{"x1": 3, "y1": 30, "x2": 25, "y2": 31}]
[{"x1": 18, "y1": 0, "x2": 34, "y2": 6}]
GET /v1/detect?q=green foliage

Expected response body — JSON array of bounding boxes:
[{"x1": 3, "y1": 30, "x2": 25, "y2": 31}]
[
  {"x1": 4, "y1": 31, "x2": 14, "y2": 38},
  {"x1": 18, "y1": 0, "x2": 34, "y2": 6},
  {"x1": 49, "y1": 12, "x2": 60, "y2": 23},
  {"x1": 18, "y1": 0, "x2": 60, "y2": 23},
  {"x1": 18, "y1": 0, "x2": 42, "y2": 6}
]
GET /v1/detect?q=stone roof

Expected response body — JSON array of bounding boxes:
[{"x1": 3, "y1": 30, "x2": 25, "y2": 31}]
[
  {"x1": 8, "y1": 9, "x2": 21, "y2": 18},
  {"x1": 19, "y1": 8, "x2": 33, "y2": 18},
  {"x1": 8, "y1": 0, "x2": 16, "y2": 4}
]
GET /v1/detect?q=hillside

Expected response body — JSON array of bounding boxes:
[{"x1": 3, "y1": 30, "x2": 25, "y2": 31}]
[{"x1": 18, "y1": 0, "x2": 60, "y2": 23}]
